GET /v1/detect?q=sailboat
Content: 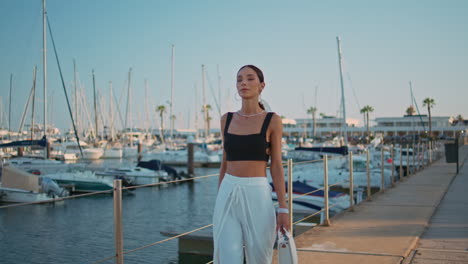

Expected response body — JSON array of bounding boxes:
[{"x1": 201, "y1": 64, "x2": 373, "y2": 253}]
[{"x1": 284, "y1": 37, "x2": 350, "y2": 161}]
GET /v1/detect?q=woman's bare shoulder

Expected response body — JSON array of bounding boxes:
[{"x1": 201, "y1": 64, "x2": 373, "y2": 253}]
[
  {"x1": 269, "y1": 113, "x2": 283, "y2": 126},
  {"x1": 220, "y1": 112, "x2": 231, "y2": 124}
]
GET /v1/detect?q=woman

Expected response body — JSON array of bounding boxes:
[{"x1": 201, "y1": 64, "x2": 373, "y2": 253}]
[{"x1": 213, "y1": 65, "x2": 289, "y2": 263}]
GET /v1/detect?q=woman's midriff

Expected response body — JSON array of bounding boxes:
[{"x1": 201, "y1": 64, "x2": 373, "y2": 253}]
[{"x1": 226, "y1": 160, "x2": 268, "y2": 177}]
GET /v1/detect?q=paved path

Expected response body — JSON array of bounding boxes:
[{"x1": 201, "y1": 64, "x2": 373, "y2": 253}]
[
  {"x1": 273, "y1": 145, "x2": 468, "y2": 264},
  {"x1": 405, "y1": 147, "x2": 468, "y2": 263}
]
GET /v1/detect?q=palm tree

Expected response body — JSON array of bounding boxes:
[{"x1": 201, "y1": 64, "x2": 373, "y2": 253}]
[
  {"x1": 456, "y1": 114, "x2": 464, "y2": 126},
  {"x1": 360, "y1": 105, "x2": 374, "y2": 144},
  {"x1": 406, "y1": 105, "x2": 416, "y2": 116},
  {"x1": 423, "y1": 98, "x2": 435, "y2": 139},
  {"x1": 307, "y1": 106, "x2": 317, "y2": 138},
  {"x1": 156, "y1": 105, "x2": 166, "y2": 143}
]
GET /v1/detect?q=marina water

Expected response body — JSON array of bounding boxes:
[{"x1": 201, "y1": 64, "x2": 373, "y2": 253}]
[{"x1": 0, "y1": 160, "x2": 219, "y2": 264}]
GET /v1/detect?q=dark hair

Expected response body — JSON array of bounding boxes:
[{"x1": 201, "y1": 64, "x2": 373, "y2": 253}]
[{"x1": 238, "y1": 65, "x2": 265, "y2": 110}]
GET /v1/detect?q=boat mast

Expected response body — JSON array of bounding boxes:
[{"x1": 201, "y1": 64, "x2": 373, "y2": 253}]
[
  {"x1": 31, "y1": 66, "x2": 37, "y2": 140},
  {"x1": 42, "y1": 0, "x2": 47, "y2": 142},
  {"x1": 74, "y1": 59, "x2": 78, "y2": 136},
  {"x1": 109, "y1": 81, "x2": 114, "y2": 141},
  {"x1": 336, "y1": 36, "x2": 348, "y2": 146},
  {"x1": 92, "y1": 69, "x2": 98, "y2": 143},
  {"x1": 202, "y1": 64, "x2": 208, "y2": 139},
  {"x1": 194, "y1": 83, "x2": 199, "y2": 140},
  {"x1": 170, "y1": 44, "x2": 175, "y2": 140},
  {"x1": 124, "y1": 68, "x2": 132, "y2": 151},
  {"x1": 8, "y1": 74, "x2": 12, "y2": 137},
  {"x1": 217, "y1": 64, "x2": 221, "y2": 117}
]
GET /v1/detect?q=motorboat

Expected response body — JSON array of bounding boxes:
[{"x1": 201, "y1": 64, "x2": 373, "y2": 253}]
[
  {"x1": 95, "y1": 167, "x2": 169, "y2": 185},
  {"x1": 43, "y1": 170, "x2": 113, "y2": 193},
  {"x1": 289, "y1": 155, "x2": 393, "y2": 188},
  {"x1": 58, "y1": 141, "x2": 103, "y2": 160},
  {"x1": 0, "y1": 166, "x2": 68, "y2": 203},
  {"x1": 142, "y1": 147, "x2": 221, "y2": 167},
  {"x1": 271, "y1": 181, "x2": 350, "y2": 213},
  {"x1": 103, "y1": 147, "x2": 123, "y2": 159}
]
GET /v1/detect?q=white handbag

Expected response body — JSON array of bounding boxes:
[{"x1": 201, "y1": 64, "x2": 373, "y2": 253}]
[{"x1": 277, "y1": 227, "x2": 298, "y2": 264}]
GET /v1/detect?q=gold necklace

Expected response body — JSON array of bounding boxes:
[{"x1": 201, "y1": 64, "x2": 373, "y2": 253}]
[{"x1": 236, "y1": 110, "x2": 265, "y2": 117}]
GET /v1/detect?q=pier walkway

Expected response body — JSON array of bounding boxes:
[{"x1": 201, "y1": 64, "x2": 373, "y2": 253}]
[{"x1": 275, "y1": 145, "x2": 468, "y2": 264}]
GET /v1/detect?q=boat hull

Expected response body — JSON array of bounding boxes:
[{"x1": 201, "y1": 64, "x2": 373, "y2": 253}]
[{"x1": 0, "y1": 186, "x2": 50, "y2": 203}]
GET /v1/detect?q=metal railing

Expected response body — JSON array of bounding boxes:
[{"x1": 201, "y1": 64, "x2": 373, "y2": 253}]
[{"x1": 0, "y1": 142, "x2": 445, "y2": 264}]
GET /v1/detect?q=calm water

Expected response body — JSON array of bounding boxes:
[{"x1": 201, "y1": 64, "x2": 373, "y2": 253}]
[{"x1": 0, "y1": 160, "x2": 219, "y2": 264}]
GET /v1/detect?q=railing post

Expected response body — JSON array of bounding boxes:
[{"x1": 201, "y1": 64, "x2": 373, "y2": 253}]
[
  {"x1": 114, "y1": 180, "x2": 124, "y2": 264},
  {"x1": 187, "y1": 143, "x2": 194, "y2": 177},
  {"x1": 349, "y1": 152, "x2": 354, "y2": 211},
  {"x1": 399, "y1": 146, "x2": 403, "y2": 181},
  {"x1": 414, "y1": 143, "x2": 417, "y2": 172},
  {"x1": 323, "y1": 155, "x2": 330, "y2": 226},
  {"x1": 422, "y1": 143, "x2": 426, "y2": 168},
  {"x1": 429, "y1": 141, "x2": 433, "y2": 164},
  {"x1": 366, "y1": 149, "x2": 371, "y2": 200},
  {"x1": 287, "y1": 159, "x2": 294, "y2": 234},
  {"x1": 391, "y1": 145, "x2": 395, "y2": 186},
  {"x1": 380, "y1": 147, "x2": 385, "y2": 192},
  {"x1": 407, "y1": 144, "x2": 411, "y2": 177}
]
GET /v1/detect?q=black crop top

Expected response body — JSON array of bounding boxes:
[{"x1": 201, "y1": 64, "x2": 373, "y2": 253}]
[{"x1": 223, "y1": 112, "x2": 274, "y2": 162}]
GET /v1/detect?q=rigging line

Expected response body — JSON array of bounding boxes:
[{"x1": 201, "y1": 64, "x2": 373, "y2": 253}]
[
  {"x1": 111, "y1": 80, "x2": 125, "y2": 130},
  {"x1": 205, "y1": 70, "x2": 221, "y2": 117},
  {"x1": 347, "y1": 72, "x2": 361, "y2": 111},
  {"x1": 410, "y1": 82, "x2": 426, "y2": 131},
  {"x1": 17, "y1": 73, "x2": 36, "y2": 133},
  {"x1": 342, "y1": 57, "x2": 361, "y2": 112},
  {"x1": 46, "y1": 15, "x2": 84, "y2": 158}
]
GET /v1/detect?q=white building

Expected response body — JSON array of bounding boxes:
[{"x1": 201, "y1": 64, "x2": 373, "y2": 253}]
[
  {"x1": 373, "y1": 115, "x2": 466, "y2": 137},
  {"x1": 282, "y1": 115, "x2": 467, "y2": 138}
]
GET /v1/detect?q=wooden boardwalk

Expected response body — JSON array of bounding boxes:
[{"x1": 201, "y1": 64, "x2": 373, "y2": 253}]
[{"x1": 273, "y1": 145, "x2": 468, "y2": 264}]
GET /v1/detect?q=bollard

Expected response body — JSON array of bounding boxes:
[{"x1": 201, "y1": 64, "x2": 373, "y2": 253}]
[
  {"x1": 381, "y1": 147, "x2": 385, "y2": 192},
  {"x1": 366, "y1": 149, "x2": 371, "y2": 200},
  {"x1": 349, "y1": 152, "x2": 354, "y2": 211},
  {"x1": 113, "y1": 180, "x2": 124, "y2": 264},
  {"x1": 399, "y1": 146, "x2": 403, "y2": 181},
  {"x1": 287, "y1": 159, "x2": 294, "y2": 234},
  {"x1": 187, "y1": 143, "x2": 194, "y2": 177},
  {"x1": 391, "y1": 145, "x2": 395, "y2": 186},
  {"x1": 323, "y1": 155, "x2": 330, "y2": 226},
  {"x1": 46, "y1": 141, "x2": 51, "y2": 159},
  {"x1": 17, "y1": 147, "x2": 24, "y2": 157},
  {"x1": 137, "y1": 143, "x2": 142, "y2": 162}
]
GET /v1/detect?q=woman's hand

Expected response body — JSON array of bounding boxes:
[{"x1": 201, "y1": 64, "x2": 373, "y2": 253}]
[{"x1": 276, "y1": 212, "x2": 290, "y2": 233}]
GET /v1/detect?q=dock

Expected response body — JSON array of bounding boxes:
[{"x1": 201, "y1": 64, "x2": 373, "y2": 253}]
[{"x1": 274, "y1": 145, "x2": 468, "y2": 264}]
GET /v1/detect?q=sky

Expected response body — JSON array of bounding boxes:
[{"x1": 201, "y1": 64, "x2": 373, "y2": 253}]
[{"x1": 0, "y1": 0, "x2": 467, "y2": 132}]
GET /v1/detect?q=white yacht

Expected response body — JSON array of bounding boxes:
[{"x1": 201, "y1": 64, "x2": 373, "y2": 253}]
[{"x1": 96, "y1": 167, "x2": 169, "y2": 185}]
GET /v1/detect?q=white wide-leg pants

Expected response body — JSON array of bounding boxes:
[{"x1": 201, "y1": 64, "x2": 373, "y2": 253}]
[{"x1": 213, "y1": 174, "x2": 276, "y2": 264}]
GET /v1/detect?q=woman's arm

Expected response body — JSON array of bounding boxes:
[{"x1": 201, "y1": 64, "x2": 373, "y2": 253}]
[
  {"x1": 218, "y1": 114, "x2": 228, "y2": 188},
  {"x1": 269, "y1": 114, "x2": 290, "y2": 231}
]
